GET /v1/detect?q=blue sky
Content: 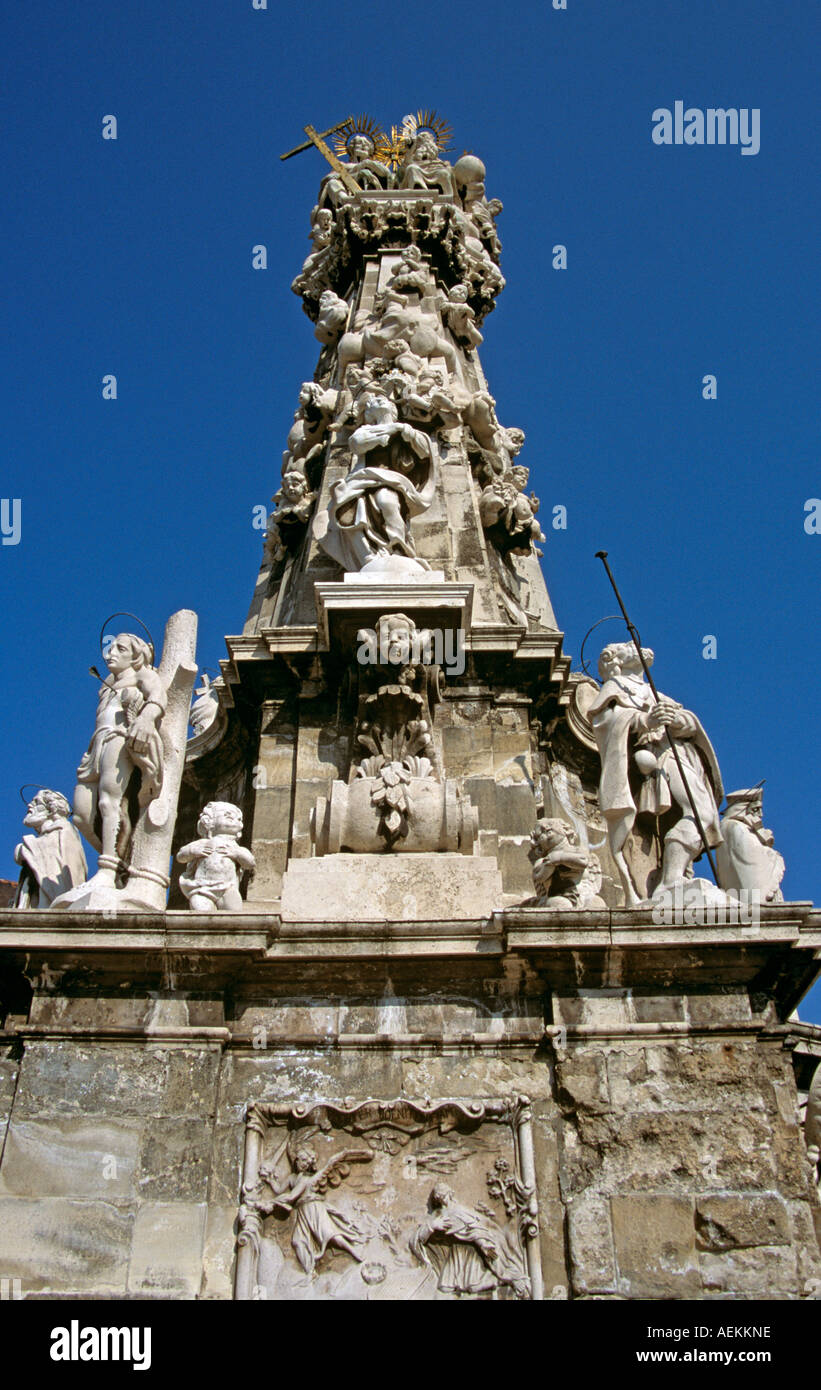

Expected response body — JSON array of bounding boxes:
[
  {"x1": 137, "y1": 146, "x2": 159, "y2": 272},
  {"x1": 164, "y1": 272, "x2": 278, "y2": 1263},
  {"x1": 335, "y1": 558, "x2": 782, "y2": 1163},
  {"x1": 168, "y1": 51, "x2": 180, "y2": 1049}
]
[{"x1": 2, "y1": 1, "x2": 819, "y2": 1015}]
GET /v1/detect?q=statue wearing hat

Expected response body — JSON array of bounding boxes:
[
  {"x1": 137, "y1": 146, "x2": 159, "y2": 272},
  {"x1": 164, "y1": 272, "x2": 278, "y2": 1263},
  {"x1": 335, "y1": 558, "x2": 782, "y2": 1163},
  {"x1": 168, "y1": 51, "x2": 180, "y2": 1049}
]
[{"x1": 716, "y1": 784, "x2": 785, "y2": 902}]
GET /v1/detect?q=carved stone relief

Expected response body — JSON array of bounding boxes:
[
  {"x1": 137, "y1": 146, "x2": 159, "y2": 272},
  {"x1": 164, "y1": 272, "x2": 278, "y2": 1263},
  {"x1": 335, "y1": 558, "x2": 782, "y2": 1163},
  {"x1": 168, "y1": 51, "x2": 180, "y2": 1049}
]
[
  {"x1": 236, "y1": 1096, "x2": 542, "y2": 1300},
  {"x1": 310, "y1": 613, "x2": 478, "y2": 855}
]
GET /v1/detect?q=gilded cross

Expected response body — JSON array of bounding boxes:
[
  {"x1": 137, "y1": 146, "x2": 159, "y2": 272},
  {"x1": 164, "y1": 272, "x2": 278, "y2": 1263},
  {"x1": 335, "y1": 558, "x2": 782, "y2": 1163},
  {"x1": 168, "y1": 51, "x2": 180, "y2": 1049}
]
[{"x1": 280, "y1": 118, "x2": 362, "y2": 196}]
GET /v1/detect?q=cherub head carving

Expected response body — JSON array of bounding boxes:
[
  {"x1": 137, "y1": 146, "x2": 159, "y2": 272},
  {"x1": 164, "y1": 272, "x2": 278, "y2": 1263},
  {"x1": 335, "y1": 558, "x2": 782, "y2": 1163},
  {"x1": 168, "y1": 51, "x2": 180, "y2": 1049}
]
[
  {"x1": 280, "y1": 469, "x2": 310, "y2": 504},
  {"x1": 529, "y1": 817, "x2": 577, "y2": 860},
  {"x1": 196, "y1": 801, "x2": 244, "y2": 840}
]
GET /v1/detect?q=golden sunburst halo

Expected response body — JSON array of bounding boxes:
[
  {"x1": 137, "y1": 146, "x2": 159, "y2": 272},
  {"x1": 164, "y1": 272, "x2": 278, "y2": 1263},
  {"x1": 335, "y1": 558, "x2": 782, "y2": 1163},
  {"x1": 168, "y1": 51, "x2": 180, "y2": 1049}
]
[
  {"x1": 405, "y1": 109, "x2": 453, "y2": 152},
  {"x1": 382, "y1": 110, "x2": 453, "y2": 170},
  {"x1": 333, "y1": 114, "x2": 391, "y2": 166}
]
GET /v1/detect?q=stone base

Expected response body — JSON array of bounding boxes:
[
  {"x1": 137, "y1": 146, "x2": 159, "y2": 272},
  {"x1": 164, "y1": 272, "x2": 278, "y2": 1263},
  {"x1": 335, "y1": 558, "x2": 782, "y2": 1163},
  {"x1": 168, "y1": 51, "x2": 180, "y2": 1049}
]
[
  {"x1": 51, "y1": 872, "x2": 164, "y2": 914},
  {"x1": 280, "y1": 853, "x2": 504, "y2": 921},
  {"x1": 347, "y1": 561, "x2": 445, "y2": 583},
  {"x1": 648, "y1": 877, "x2": 729, "y2": 915}
]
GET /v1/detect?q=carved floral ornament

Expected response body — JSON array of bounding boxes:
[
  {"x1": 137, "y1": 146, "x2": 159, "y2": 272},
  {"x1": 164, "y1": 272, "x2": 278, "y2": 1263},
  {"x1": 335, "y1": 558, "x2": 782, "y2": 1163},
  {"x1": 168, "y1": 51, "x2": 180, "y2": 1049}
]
[{"x1": 236, "y1": 1096, "x2": 542, "y2": 1301}]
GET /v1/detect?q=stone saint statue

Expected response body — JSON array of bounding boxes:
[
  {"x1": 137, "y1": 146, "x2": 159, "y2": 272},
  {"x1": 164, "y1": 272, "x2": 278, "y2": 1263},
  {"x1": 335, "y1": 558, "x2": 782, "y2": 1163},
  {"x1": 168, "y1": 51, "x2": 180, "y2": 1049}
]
[
  {"x1": 73, "y1": 634, "x2": 167, "y2": 886},
  {"x1": 409, "y1": 1182, "x2": 529, "y2": 1298},
  {"x1": 319, "y1": 393, "x2": 437, "y2": 573},
  {"x1": 317, "y1": 133, "x2": 389, "y2": 209},
  {"x1": 398, "y1": 131, "x2": 456, "y2": 196},
  {"x1": 716, "y1": 786, "x2": 785, "y2": 902},
  {"x1": 176, "y1": 801, "x2": 255, "y2": 911},
  {"x1": 588, "y1": 642, "x2": 723, "y2": 906},
  {"x1": 14, "y1": 790, "x2": 88, "y2": 908}
]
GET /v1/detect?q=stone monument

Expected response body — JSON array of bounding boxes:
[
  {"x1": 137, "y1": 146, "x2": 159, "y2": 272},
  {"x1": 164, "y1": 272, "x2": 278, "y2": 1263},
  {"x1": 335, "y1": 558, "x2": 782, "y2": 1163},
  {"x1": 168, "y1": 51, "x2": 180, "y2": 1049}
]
[{"x1": 0, "y1": 110, "x2": 819, "y2": 1302}]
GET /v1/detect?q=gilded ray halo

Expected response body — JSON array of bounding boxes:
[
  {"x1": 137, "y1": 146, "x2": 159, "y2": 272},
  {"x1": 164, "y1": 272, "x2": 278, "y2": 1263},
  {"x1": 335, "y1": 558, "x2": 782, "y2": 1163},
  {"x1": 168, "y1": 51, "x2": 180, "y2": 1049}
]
[
  {"x1": 406, "y1": 109, "x2": 453, "y2": 152},
  {"x1": 333, "y1": 114, "x2": 391, "y2": 165},
  {"x1": 384, "y1": 109, "x2": 453, "y2": 170}
]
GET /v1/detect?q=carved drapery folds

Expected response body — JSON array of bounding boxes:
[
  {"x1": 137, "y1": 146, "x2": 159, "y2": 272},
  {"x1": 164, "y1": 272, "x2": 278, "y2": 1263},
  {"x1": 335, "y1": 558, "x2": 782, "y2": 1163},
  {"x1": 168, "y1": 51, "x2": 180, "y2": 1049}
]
[
  {"x1": 13, "y1": 790, "x2": 88, "y2": 909},
  {"x1": 235, "y1": 1096, "x2": 542, "y2": 1301},
  {"x1": 316, "y1": 394, "x2": 439, "y2": 578}
]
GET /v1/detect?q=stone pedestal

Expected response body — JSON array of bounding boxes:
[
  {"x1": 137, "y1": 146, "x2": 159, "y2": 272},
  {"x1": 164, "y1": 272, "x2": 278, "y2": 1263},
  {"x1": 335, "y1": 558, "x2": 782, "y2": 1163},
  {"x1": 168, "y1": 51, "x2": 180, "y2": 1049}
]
[
  {"x1": 280, "y1": 852, "x2": 503, "y2": 921},
  {"x1": 1, "y1": 902, "x2": 819, "y2": 1300}
]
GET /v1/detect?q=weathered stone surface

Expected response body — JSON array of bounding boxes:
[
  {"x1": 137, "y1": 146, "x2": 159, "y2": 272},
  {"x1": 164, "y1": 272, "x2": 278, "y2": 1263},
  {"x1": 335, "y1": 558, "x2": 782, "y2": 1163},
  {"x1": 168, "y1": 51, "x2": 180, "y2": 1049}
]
[
  {"x1": 567, "y1": 1193, "x2": 616, "y2": 1295},
  {"x1": 605, "y1": 1044, "x2": 768, "y2": 1114},
  {"x1": 495, "y1": 783, "x2": 538, "y2": 836},
  {"x1": 0, "y1": 1197, "x2": 134, "y2": 1294},
  {"x1": 496, "y1": 838, "x2": 534, "y2": 894},
  {"x1": 201, "y1": 1204, "x2": 237, "y2": 1300},
  {"x1": 280, "y1": 853, "x2": 504, "y2": 921},
  {"x1": 208, "y1": 1123, "x2": 244, "y2": 1208},
  {"x1": 128, "y1": 1201, "x2": 207, "y2": 1297},
  {"x1": 687, "y1": 990, "x2": 752, "y2": 1026},
  {"x1": 161, "y1": 1046, "x2": 222, "y2": 1117},
  {"x1": 695, "y1": 1194, "x2": 790, "y2": 1250},
  {"x1": 0, "y1": 1052, "x2": 20, "y2": 1150},
  {"x1": 698, "y1": 1244, "x2": 799, "y2": 1297},
  {"x1": 0, "y1": 1117, "x2": 141, "y2": 1200},
  {"x1": 137, "y1": 1118, "x2": 212, "y2": 1201},
  {"x1": 611, "y1": 1194, "x2": 699, "y2": 1299},
  {"x1": 14, "y1": 1042, "x2": 167, "y2": 1118},
  {"x1": 555, "y1": 1051, "x2": 610, "y2": 1113},
  {"x1": 632, "y1": 993, "x2": 685, "y2": 1023}
]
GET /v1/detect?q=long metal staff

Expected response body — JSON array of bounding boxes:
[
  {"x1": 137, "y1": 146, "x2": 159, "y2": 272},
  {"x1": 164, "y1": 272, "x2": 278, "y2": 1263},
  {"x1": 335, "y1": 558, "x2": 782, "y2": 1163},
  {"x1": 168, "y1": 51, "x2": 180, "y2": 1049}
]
[{"x1": 595, "y1": 550, "x2": 719, "y2": 883}]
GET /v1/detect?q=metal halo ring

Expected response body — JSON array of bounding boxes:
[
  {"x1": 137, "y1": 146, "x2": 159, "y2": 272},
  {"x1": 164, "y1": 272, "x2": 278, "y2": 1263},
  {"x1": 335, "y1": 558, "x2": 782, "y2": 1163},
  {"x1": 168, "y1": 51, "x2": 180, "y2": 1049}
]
[
  {"x1": 19, "y1": 783, "x2": 50, "y2": 805},
  {"x1": 578, "y1": 615, "x2": 634, "y2": 680},
  {"x1": 98, "y1": 613, "x2": 155, "y2": 664}
]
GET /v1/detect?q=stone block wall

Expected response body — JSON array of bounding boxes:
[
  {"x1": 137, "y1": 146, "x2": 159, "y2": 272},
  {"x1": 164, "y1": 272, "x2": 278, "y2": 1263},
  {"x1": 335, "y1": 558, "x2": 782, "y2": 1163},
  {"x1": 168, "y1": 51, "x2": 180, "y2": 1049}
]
[
  {"x1": 552, "y1": 991, "x2": 821, "y2": 1299},
  {"x1": 0, "y1": 994, "x2": 818, "y2": 1299}
]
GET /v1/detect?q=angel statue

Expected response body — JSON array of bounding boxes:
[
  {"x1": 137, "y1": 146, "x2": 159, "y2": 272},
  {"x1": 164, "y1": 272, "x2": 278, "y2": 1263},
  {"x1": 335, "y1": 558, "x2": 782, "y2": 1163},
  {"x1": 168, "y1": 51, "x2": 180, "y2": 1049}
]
[{"x1": 258, "y1": 1137, "x2": 373, "y2": 1276}]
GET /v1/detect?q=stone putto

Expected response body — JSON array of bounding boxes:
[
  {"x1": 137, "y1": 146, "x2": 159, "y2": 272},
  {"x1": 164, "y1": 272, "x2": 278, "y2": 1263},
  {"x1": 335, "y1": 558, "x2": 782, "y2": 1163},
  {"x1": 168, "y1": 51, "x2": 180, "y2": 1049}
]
[{"x1": 176, "y1": 801, "x2": 255, "y2": 911}]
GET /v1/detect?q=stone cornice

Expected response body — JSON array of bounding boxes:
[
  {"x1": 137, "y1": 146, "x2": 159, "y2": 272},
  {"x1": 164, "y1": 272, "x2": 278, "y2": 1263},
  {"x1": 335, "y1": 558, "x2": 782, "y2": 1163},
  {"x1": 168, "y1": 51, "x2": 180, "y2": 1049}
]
[{"x1": 0, "y1": 904, "x2": 818, "y2": 1015}]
